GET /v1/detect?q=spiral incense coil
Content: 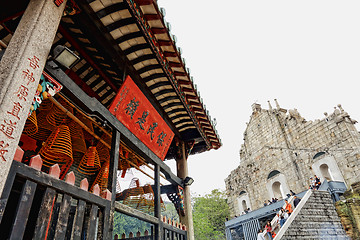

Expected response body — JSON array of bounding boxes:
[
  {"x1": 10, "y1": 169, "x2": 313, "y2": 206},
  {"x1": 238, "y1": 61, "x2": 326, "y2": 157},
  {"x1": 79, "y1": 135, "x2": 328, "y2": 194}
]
[
  {"x1": 38, "y1": 98, "x2": 53, "y2": 112},
  {"x1": 96, "y1": 139, "x2": 110, "y2": 163},
  {"x1": 123, "y1": 178, "x2": 144, "y2": 208},
  {"x1": 23, "y1": 111, "x2": 38, "y2": 136},
  {"x1": 30, "y1": 127, "x2": 52, "y2": 142},
  {"x1": 45, "y1": 105, "x2": 66, "y2": 127},
  {"x1": 68, "y1": 120, "x2": 87, "y2": 154},
  {"x1": 37, "y1": 107, "x2": 65, "y2": 131},
  {"x1": 39, "y1": 125, "x2": 73, "y2": 168},
  {"x1": 78, "y1": 146, "x2": 101, "y2": 175},
  {"x1": 37, "y1": 98, "x2": 72, "y2": 131},
  {"x1": 90, "y1": 161, "x2": 109, "y2": 192},
  {"x1": 76, "y1": 112, "x2": 94, "y2": 142},
  {"x1": 122, "y1": 179, "x2": 164, "y2": 213}
]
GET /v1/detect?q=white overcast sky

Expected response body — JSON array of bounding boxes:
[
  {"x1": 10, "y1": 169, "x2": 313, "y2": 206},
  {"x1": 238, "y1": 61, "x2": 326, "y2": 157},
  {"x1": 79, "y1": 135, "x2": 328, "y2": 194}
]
[{"x1": 153, "y1": 0, "x2": 360, "y2": 196}]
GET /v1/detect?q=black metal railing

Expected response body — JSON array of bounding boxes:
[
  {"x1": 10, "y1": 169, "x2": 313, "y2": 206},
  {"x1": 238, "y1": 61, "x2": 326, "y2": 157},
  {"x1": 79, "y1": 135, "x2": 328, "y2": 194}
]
[{"x1": 0, "y1": 160, "x2": 111, "y2": 240}]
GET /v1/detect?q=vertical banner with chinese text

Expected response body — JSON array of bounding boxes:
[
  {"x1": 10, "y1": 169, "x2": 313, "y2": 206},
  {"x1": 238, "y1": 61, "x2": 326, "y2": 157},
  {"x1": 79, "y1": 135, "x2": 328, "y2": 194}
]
[{"x1": 109, "y1": 76, "x2": 174, "y2": 160}]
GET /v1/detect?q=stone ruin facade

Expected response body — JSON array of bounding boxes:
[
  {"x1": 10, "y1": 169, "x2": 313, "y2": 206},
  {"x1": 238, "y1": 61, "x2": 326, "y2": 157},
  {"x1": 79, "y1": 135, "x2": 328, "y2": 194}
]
[{"x1": 225, "y1": 100, "x2": 360, "y2": 217}]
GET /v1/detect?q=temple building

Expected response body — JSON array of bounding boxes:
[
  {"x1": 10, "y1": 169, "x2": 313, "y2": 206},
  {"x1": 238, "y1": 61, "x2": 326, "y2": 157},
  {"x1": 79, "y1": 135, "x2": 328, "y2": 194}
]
[
  {"x1": 0, "y1": 0, "x2": 221, "y2": 239},
  {"x1": 225, "y1": 100, "x2": 360, "y2": 217}
]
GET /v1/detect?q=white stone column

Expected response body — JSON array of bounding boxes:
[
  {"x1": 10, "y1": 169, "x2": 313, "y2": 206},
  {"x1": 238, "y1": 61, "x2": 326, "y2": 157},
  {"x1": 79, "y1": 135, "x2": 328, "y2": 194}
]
[
  {"x1": 0, "y1": 0, "x2": 67, "y2": 195},
  {"x1": 176, "y1": 142, "x2": 195, "y2": 240}
]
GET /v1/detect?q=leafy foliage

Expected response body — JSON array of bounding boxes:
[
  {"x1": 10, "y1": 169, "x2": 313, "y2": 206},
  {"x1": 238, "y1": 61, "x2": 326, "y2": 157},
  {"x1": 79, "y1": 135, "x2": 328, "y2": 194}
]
[
  {"x1": 112, "y1": 201, "x2": 179, "y2": 237},
  {"x1": 193, "y1": 189, "x2": 230, "y2": 240},
  {"x1": 113, "y1": 212, "x2": 151, "y2": 237},
  {"x1": 162, "y1": 201, "x2": 180, "y2": 222}
]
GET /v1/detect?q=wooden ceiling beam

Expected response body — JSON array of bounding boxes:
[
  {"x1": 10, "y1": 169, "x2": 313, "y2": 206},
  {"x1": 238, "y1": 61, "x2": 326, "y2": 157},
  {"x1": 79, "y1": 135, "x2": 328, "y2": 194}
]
[
  {"x1": 181, "y1": 87, "x2": 194, "y2": 93},
  {"x1": 151, "y1": 28, "x2": 167, "y2": 34},
  {"x1": 163, "y1": 51, "x2": 178, "y2": 57},
  {"x1": 168, "y1": 62, "x2": 182, "y2": 68},
  {"x1": 158, "y1": 40, "x2": 172, "y2": 46},
  {"x1": 144, "y1": 14, "x2": 161, "y2": 21},
  {"x1": 174, "y1": 71, "x2": 187, "y2": 77},
  {"x1": 186, "y1": 95, "x2": 198, "y2": 101},
  {"x1": 136, "y1": 0, "x2": 154, "y2": 5},
  {"x1": 177, "y1": 80, "x2": 191, "y2": 85},
  {"x1": 58, "y1": 25, "x2": 118, "y2": 92}
]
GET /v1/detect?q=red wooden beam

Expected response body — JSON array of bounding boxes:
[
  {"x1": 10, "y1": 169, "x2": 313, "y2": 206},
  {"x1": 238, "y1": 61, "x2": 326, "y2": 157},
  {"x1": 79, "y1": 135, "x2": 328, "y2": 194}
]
[
  {"x1": 177, "y1": 80, "x2": 191, "y2": 85},
  {"x1": 158, "y1": 40, "x2": 172, "y2": 46},
  {"x1": 174, "y1": 71, "x2": 187, "y2": 77},
  {"x1": 195, "y1": 113, "x2": 206, "y2": 118},
  {"x1": 58, "y1": 25, "x2": 118, "y2": 92},
  {"x1": 181, "y1": 87, "x2": 194, "y2": 94},
  {"x1": 169, "y1": 62, "x2": 182, "y2": 68},
  {"x1": 136, "y1": 0, "x2": 154, "y2": 5},
  {"x1": 191, "y1": 102, "x2": 202, "y2": 107},
  {"x1": 151, "y1": 28, "x2": 167, "y2": 34},
  {"x1": 191, "y1": 106, "x2": 203, "y2": 112},
  {"x1": 144, "y1": 14, "x2": 161, "y2": 21},
  {"x1": 186, "y1": 95, "x2": 198, "y2": 101},
  {"x1": 164, "y1": 51, "x2": 178, "y2": 57}
]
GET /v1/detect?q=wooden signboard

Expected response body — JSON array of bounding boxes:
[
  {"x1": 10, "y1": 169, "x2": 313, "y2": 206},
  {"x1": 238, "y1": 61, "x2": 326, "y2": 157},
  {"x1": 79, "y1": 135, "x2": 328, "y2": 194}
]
[{"x1": 109, "y1": 76, "x2": 174, "y2": 160}]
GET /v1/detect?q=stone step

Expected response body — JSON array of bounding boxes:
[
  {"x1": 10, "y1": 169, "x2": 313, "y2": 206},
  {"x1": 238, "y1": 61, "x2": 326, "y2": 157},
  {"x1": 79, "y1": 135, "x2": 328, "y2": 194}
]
[
  {"x1": 290, "y1": 221, "x2": 345, "y2": 230},
  {"x1": 285, "y1": 228, "x2": 347, "y2": 236},
  {"x1": 281, "y1": 235, "x2": 349, "y2": 240},
  {"x1": 281, "y1": 191, "x2": 349, "y2": 239},
  {"x1": 297, "y1": 209, "x2": 339, "y2": 216}
]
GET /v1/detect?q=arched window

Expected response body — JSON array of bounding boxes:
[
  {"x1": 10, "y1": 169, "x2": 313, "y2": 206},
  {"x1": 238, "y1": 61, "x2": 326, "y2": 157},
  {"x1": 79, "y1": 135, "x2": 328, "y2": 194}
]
[
  {"x1": 239, "y1": 191, "x2": 246, "y2": 196},
  {"x1": 242, "y1": 200, "x2": 247, "y2": 211},
  {"x1": 272, "y1": 181, "x2": 283, "y2": 199},
  {"x1": 320, "y1": 164, "x2": 332, "y2": 181},
  {"x1": 267, "y1": 170, "x2": 280, "y2": 179}
]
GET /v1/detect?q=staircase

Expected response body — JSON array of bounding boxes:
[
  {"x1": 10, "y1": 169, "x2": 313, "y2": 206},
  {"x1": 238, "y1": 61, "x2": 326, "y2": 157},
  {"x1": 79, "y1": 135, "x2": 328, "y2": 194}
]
[{"x1": 274, "y1": 190, "x2": 349, "y2": 239}]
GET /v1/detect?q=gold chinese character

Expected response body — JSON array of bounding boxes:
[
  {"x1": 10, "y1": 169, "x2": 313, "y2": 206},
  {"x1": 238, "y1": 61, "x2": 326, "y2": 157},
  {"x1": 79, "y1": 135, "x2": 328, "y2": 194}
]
[
  {"x1": 0, "y1": 120, "x2": 16, "y2": 139},
  {"x1": 14, "y1": 85, "x2": 29, "y2": 101},
  {"x1": 7, "y1": 102, "x2": 22, "y2": 120}
]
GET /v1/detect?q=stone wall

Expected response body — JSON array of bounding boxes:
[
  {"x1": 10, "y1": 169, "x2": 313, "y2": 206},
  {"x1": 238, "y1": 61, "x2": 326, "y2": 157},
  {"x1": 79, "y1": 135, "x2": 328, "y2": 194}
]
[
  {"x1": 225, "y1": 101, "x2": 360, "y2": 216},
  {"x1": 336, "y1": 182, "x2": 360, "y2": 239}
]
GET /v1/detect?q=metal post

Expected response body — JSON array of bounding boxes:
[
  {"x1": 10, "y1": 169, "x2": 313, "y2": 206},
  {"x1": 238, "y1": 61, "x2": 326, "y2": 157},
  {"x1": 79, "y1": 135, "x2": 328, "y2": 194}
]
[
  {"x1": 154, "y1": 163, "x2": 162, "y2": 240},
  {"x1": 107, "y1": 129, "x2": 120, "y2": 238}
]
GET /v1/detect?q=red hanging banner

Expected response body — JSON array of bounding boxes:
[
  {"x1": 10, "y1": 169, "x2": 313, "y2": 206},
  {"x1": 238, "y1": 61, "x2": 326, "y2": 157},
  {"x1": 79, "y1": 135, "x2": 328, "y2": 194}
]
[{"x1": 109, "y1": 76, "x2": 174, "y2": 160}]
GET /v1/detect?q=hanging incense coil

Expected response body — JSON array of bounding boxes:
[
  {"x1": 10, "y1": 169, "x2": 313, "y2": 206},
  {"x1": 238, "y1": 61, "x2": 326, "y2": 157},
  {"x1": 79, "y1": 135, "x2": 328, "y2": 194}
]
[
  {"x1": 36, "y1": 106, "x2": 64, "y2": 131},
  {"x1": 46, "y1": 98, "x2": 72, "y2": 126},
  {"x1": 76, "y1": 112, "x2": 94, "y2": 142},
  {"x1": 122, "y1": 179, "x2": 164, "y2": 213},
  {"x1": 38, "y1": 98, "x2": 53, "y2": 112},
  {"x1": 23, "y1": 111, "x2": 38, "y2": 136},
  {"x1": 39, "y1": 125, "x2": 73, "y2": 168},
  {"x1": 123, "y1": 178, "x2": 144, "y2": 208},
  {"x1": 37, "y1": 98, "x2": 72, "y2": 131},
  {"x1": 90, "y1": 160, "x2": 109, "y2": 192},
  {"x1": 78, "y1": 146, "x2": 101, "y2": 175},
  {"x1": 68, "y1": 120, "x2": 87, "y2": 154},
  {"x1": 96, "y1": 137, "x2": 110, "y2": 163}
]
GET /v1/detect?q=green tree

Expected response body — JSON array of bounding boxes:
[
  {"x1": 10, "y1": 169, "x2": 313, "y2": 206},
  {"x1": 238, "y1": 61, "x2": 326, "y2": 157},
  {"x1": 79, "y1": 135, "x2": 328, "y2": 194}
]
[
  {"x1": 193, "y1": 189, "x2": 230, "y2": 240},
  {"x1": 162, "y1": 201, "x2": 180, "y2": 222}
]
